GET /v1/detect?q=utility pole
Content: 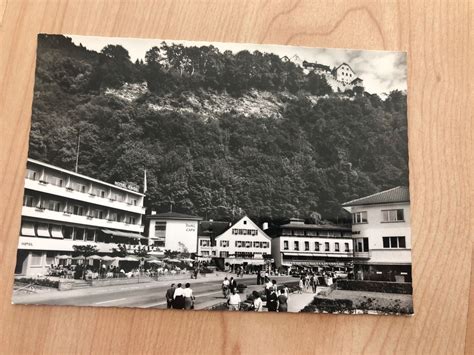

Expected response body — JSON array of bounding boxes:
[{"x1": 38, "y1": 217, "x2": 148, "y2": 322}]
[{"x1": 75, "y1": 133, "x2": 81, "y2": 173}]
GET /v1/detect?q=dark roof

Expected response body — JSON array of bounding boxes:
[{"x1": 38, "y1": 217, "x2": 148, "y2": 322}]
[
  {"x1": 314, "y1": 63, "x2": 331, "y2": 71},
  {"x1": 351, "y1": 77, "x2": 363, "y2": 83},
  {"x1": 147, "y1": 211, "x2": 202, "y2": 221},
  {"x1": 342, "y1": 186, "x2": 410, "y2": 207},
  {"x1": 278, "y1": 223, "x2": 351, "y2": 231},
  {"x1": 198, "y1": 221, "x2": 232, "y2": 236},
  {"x1": 336, "y1": 62, "x2": 355, "y2": 73}
]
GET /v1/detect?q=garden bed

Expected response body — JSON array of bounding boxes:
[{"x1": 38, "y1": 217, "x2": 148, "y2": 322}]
[{"x1": 336, "y1": 280, "x2": 412, "y2": 294}]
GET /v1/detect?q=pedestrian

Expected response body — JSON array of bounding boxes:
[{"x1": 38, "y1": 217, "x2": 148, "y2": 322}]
[
  {"x1": 229, "y1": 277, "x2": 237, "y2": 293},
  {"x1": 298, "y1": 276, "x2": 304, "y2": 294},
  {"x1": 256, "y1": 270, "x2": 261, "y2": 285},
  {"x1": 277, "y1": 289, "x2": 288, "y2": 312},
  {"x1": 267, "y1": 288, "x2": 278, "y2": 312},
  {"x1": 265, "y1": 278, "x2": 273, "y2": 302},
  {"x1": 252, "y1": 291, "x2": 263, "y2": 312},
  {"x1": 312, "y1": 274, "x2": 319, "y2": 294},
  {"x1": 271, "y1": 279, "x2": 277, "y2": 293},
  {"x1": 183, "y1": 283, "x2": 195, "y2": 310},
  {"x1": 165, "y1": 283, "x2": 176, "y2": 309},
  {"x1": 282, "y1": 284, "x2": 290, "y2": 302},
  {"x1": 227, "y1": 289, "x2": 241, "y2": 311},
  {"x1": 305, "y1": 274, "x2": 310, "y2": 291},
  {"x1": 173, "y1": 283, "x2": 185, "y2": 309}
]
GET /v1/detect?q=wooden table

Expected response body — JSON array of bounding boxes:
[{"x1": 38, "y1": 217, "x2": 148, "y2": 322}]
[{"x1": 0, "y1": 1, "x2": 472, "y2": 353}]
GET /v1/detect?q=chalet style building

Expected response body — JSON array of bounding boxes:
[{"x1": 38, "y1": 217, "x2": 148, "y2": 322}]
[{"x1": 342, "y1": 186, "x2": 412, "y2": 282}]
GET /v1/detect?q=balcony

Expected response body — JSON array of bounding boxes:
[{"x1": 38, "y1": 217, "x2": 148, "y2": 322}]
[
  {"x1": 353, "y1": 251, "x2": 371, "y2": 259},
  {"x1": 22, "y1": 206, "x2": 143, "y2": 233},
  {"x1": 24, "y1": 178, "x2": 145, "y2": 215}
]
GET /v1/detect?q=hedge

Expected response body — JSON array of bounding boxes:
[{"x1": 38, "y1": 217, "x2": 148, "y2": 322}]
[{"x1": 335, "y1": 280, "x2": 412, "y2": 294}]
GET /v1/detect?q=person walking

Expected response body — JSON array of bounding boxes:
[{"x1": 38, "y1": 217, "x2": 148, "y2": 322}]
[
  {"x1": 165, "y1": 283, "x2": 176, "y2": 309},
  {"x1": 229, "y1": 277, "x2": 237, "y2": 293},
  {"x1": 252, "y1": 291, "x2": 263, "y2": 312},
  {"x1": 277, "y1": 289, "x2": 288, "y2": 312},
  {"x1": 267, "y1": 288, "x2": 278, "y2": 312},
  {"x1": 183, "y1": 283, "x2": 195, "y2": 310},
  {"x1": 312, "y1": 274, "x2": 319, "y2": 294},
  {"x1": 173, "y1": 283, "x2": 185, "y2": 309},
  {"x1": 298, "y1": 276, "x2": 304, "y2": 294},
  {"x1": 222, "y1": 277, "x2": 230, "y2": 298},
  {"x1": 227, "y1": 289, "x2": 241, "y2": 311},
  {"x1": 265, "y1": 278, "x2": 273, "y2": 302}
]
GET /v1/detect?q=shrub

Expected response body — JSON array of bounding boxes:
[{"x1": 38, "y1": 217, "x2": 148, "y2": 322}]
[
  {"x1": 16, "y1": 278, "x2": 59, "y2": 289},
  {"x1": 335, "y1": 280, "x2": 412, "y2": 294}
]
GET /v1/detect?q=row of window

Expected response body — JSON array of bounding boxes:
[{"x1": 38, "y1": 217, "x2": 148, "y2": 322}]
[
  {"x1": 352, "y1": 209, "x2": 405, "y2": 224},
  {"x1": 24, "y1": 195, "x2": 139, "y2": 225},
  {"x1": 283, "y1": 240, "x2": 350, "y2": 253},
  {"x1": 282, "y1": 229, "x2": 351, "y2": 238},
  {"x1": 354, "y1": 236, "x2": 407, "y2": 251},
  {"x1": 21, "y1": 222, "x2": 144, "y2": 244},
  {"x1": 26, "y1": 168, "x2": 138, "y2": 205},
  {"x1": 234, "y1": 241, "x2": 269, "y2": 249},
  {"x1": 231, "y1": 228, "x2": 258, "y2": 236}
]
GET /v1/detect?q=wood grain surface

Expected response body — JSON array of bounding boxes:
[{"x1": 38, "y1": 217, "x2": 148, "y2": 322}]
[{"x1": 0, "y1": 1, "x2": 472, "y2": 354}]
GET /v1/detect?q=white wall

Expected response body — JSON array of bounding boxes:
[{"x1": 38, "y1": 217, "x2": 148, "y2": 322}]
[
  {"x1": 351, "y1": 202, "x2": 411, "y2": 265},
  {"x1": 215, "y1": 216, "x2": 271, "y2": 257},
  {"x1": 164, "y1": 220, "x2": 199, "y2": 253}
]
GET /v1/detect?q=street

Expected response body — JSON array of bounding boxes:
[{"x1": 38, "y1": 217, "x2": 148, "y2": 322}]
[{"x1": 13, "y1": 275, "x2": 299, "y2": 310}]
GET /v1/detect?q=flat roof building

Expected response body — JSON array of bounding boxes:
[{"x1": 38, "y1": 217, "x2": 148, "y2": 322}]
[
  {"x1": 269, "y1": 218, "x2": 353, "y2": 272},
  {"x1": 342, "y1": 186, "x2": 412, "y2": 282},
  {"x1": 15, "y1": 158, "x2": 146, "y2": 276}
]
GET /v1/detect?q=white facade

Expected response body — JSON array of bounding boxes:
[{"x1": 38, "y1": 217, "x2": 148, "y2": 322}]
[
  {"x1": 335, "y1": 63, "x2": 356, "y2": 84},
  {"x1": 213, "y1": 216, "x2": 271, "y2": 266},
  {"x1": 15, "y1": 158, "x2": 147, "y2": 276},
  {"x1": 343, "y1": 187, "x2": 412, "y2": 281},
  {"x1": 147, "y1": 213, "x2": 201, "y2": 253},
  {"x1": 349, "y1": 202, "x2": 411, "y2": 265}
]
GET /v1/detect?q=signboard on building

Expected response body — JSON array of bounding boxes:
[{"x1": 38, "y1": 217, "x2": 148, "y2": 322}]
[{"x1": 114, "y1": 181, "x2": 139, "y2": 192}]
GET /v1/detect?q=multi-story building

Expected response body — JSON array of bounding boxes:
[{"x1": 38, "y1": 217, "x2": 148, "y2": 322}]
[
  {"x1": 146, "y1": 211, "x2": 202, "y2": 253},
  {"x1": 342, "y1": 186, "x2": 412, "y2": 282},
  {"x1": 15, "y1": 158, "x2": 146, "y2": 276},
  {"x1": 209, "y1": 216, "x2": 272, "y2": 271},
  {"x1": 269, "y1": 218, "x2": 353, "y2": 272}
]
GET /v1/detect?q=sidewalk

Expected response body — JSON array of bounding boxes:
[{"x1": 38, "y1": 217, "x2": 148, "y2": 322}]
[{"x1": 287, "y1": 291, "x2": 317, "y2": 312}]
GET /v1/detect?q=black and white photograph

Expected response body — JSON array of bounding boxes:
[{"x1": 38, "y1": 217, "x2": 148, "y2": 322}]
[{"x1": 12, "y1": 34, "x2": 412, "y2": 315}]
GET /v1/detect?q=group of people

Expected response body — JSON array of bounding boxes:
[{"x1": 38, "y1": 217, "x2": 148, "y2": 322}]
[
  {"x1": 298, "y1": 273, "x2": 320, "y2": 293},
  {"x1": 165, "y1": 283, "x2": 195, "y2": 310}
]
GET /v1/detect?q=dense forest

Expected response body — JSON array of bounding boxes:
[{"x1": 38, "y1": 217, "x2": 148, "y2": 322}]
[{"x1": 28, "y1": 34, "x2": 408, "y2": 223}]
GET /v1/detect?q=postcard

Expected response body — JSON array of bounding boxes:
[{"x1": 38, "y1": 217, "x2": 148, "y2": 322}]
[{"x1": 12, "y1": 34, "x2": 412, "y2": 315}]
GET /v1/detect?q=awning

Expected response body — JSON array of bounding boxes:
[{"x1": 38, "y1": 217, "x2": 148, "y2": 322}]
[
  {"x1": 102, "y1": 229, "x2": 147, "y2": 240},
  {"x1": 21, "y1": 222, "x2": 36, "y2": 237},
  {"x1": 50, "y1": 225, "x2": 64, "y2": 239},
  {"x1": 37, "y1": 224, "x2": 50, "y2": 238},
  {"x1": 225, "y1": 258, "x2": 265, "y2": 265}
]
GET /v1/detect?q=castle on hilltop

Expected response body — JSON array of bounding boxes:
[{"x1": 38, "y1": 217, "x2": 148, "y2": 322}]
[{"x1": 303, "y1": 61, "x2": 364, "y2": 94}]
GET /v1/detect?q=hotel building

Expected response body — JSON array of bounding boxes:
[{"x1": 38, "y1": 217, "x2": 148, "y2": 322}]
[
  {"x1": 342, "y1": 186, "x2": 412, "y2": 282},
  {"x1": 15, "y1": 158, "x2": 146, "y2": 276},
  {"x1": 269, "y1": 218, "x2": 353, "y2": 271}
]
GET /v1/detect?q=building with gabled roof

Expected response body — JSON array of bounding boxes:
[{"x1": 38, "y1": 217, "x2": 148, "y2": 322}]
[{"x1": 342, "y1": 186, "x2": 412, "y2": 282}]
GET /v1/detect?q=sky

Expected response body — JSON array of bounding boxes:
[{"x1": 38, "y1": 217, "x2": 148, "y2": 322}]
[{"x1": 68, "y1": 34, "x2": 407, "y2": 96}]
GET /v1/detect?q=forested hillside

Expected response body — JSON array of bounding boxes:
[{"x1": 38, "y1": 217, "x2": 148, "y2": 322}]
[{"x1": 28, "y1": 35, "x2": 408, "y2": 222}]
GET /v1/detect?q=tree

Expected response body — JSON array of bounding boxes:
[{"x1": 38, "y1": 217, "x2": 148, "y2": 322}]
[
  {"x1": 134, "y1": 246, "x2": 149, "y2": 258},
  {"x1": 72, "y1": 245, "x2": 99, "y2": 279},
  {"x1": 110, "y1": 244, "x2": 128, "y2": 257}
]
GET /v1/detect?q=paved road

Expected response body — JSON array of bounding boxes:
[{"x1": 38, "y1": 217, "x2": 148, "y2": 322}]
[{"x1": 15, "y1": 276, "x2": 297, "y2": 309}]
